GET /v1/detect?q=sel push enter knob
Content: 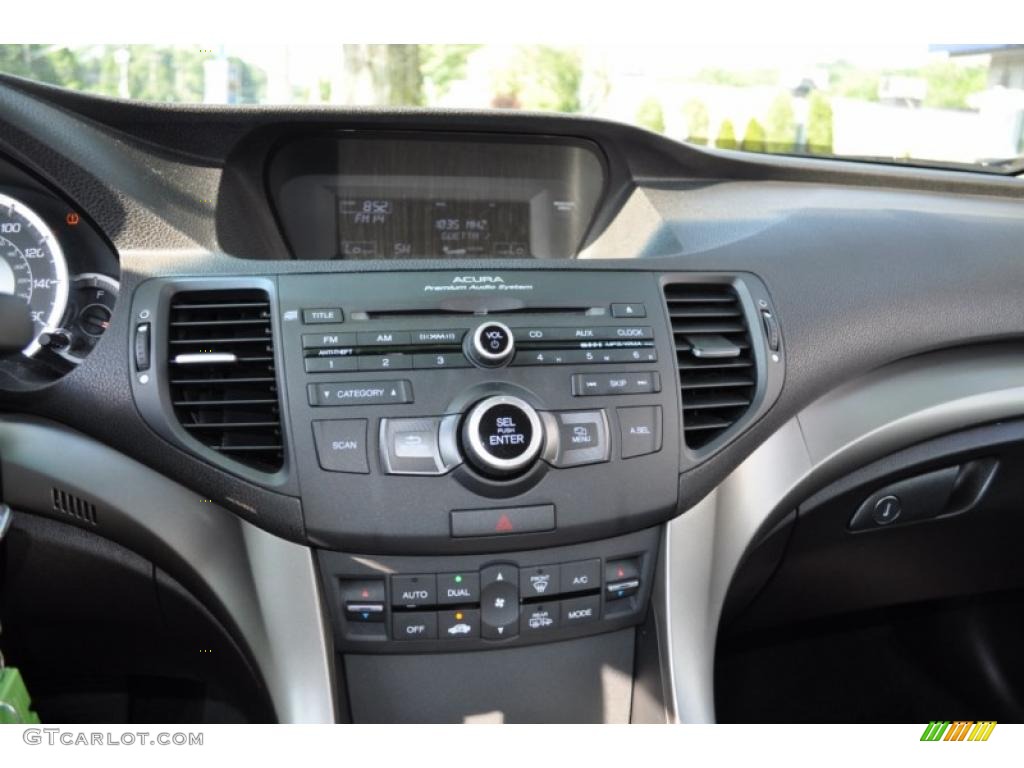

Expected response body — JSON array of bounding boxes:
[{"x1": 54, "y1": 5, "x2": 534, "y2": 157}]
[{"x1": 462, "y1": 395, "x2": 544, "y2": 477}]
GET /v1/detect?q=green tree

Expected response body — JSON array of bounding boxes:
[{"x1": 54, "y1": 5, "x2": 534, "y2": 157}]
[
  {"x1": 493, "y1": 46, "x2": 582, "y2": 113},
  {"x1": 683, "y1": 99, "x2": 709, "y2": 145},
  {"x1": 918, "y1": 61, "x2": 987, "y2": 109},
  {"x1": 765, "y1": 92, "x2": 797, "y2": 153},
  {"x1": 385, "y1": 45, "x2": 423, "y2": 106},
  {"x1": 806, "y1": 92, "x2": 834, "y2": 155},
  {"x1": 715, "y1": 119, "x2": 738, "y2": 150},
  {"x1": 741, "y1": 118, "x2": 766, "y2": 153},
  {"x1": 636, "y1": 98, "x2": 665, "y2": 133},
  {"x1": 420, "y1": 45, "x2": 480, "y2": 99}
]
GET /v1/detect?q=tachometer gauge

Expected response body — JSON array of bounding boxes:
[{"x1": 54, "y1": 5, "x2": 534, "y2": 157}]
[{"x1": 0, "y1": 192, "x2": 69, "y2": 356}]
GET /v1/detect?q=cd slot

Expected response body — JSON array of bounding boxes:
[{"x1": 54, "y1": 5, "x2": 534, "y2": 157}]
[{"x1": 352, "y1": 305, "x2": 603, "y2": 321}]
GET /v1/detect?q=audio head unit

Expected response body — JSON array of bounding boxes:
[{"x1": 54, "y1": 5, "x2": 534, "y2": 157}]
[{"x1": 277, "y1": 270, "x2": 681, "y2": 553}]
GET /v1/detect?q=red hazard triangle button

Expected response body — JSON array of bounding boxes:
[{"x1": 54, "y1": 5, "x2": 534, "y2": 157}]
[{"x1": 495, "y1": 513, "x2": 514, "y2": 533}]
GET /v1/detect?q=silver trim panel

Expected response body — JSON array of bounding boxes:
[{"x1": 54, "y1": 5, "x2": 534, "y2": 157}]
[{"x1": 659, "y1": 344, "x2": 1024, "y2": 722}]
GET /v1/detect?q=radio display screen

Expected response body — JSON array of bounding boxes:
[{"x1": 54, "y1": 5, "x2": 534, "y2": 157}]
[{"x1": 336, "y1": 198, "x2": 531, "y2": 259}]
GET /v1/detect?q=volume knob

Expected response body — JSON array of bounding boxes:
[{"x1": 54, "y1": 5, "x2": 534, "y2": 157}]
[{"x1": 466, "y1": 321, "x2": 515, "y2": 368}]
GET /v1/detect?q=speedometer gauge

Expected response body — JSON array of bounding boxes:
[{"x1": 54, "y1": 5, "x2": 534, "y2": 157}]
[{"x1": 0, "y1": 192, "x2": 69, "y2": 356}]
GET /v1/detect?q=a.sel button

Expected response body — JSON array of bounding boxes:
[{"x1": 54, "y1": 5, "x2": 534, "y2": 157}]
[
  {"x1": 560, "y1": 559, "x2": 601, "y2": 594},
  {"x1": 307, "y1": 380, "x2": 412, "y2": 406},
  {"x1": 618, "y1": 406, "x2": 663, "y2": 458},
  {"x1": 311, "y1": 420, "x2": 368, "y2": 474},
  {"x1": 561, "y1": 594, "x2": 600, "y2": 626},
  {"x1": 392, "y1": 612, "x2": 437, "y2": 641}
]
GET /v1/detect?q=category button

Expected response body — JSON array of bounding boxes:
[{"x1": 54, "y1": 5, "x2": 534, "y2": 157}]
[{"x1": 307, "y1": 380, "x2": 413, "y2": 406}]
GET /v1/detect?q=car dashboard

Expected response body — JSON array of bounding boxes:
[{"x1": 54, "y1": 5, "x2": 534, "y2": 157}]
[{"x1": 1, "y1": 73, "x2": 1024, "y2": 724}]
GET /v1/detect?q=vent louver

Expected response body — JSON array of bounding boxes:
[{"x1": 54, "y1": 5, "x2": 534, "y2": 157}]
[
  {"x1": 664, "y1": 282, "x2": 757, "y2": 449},
  {"x1": 167, "y1": 289, "x2": 283, "y2": 472},
  {"x1": 52, "y1": 487, "x2": 98, "y2": 526}
]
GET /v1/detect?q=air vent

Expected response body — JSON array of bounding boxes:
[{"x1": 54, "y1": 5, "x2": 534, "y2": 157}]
[
  {"x1": 52, "y1": 487, "x2": 98, "y2": 526},
  {"x1": 664, "y1": 282, "x2": 757, "y2": 450},
  {"x1": 167, "y1": 289, "x2": 283, "y2": 472}
]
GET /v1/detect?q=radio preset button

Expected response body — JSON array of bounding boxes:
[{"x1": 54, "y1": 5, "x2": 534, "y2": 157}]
[
  {"x1": 413, "y1": 352, "x2": 470, "y2": 369},
  {"x1": 305, "y1": 356, "x2": 358, "y2": 373},
  {"x1": 357, "y1": 354, "x2": 412, "y2": 371}
]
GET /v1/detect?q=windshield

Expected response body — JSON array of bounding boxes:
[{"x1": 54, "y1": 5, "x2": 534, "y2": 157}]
[{"x1": 2, "y1": 44, "x2": 1022, "y2": 174}]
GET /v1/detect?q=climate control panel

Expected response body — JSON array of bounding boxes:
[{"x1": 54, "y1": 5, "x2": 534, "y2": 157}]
[{"x1": 319, "y1": 526, "x2": 659, "y2": 652}]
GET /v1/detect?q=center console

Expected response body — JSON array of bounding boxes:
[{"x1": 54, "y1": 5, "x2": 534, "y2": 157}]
[{"x1": 129, "y1": 265, "x2": 778, "y2": 721}]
